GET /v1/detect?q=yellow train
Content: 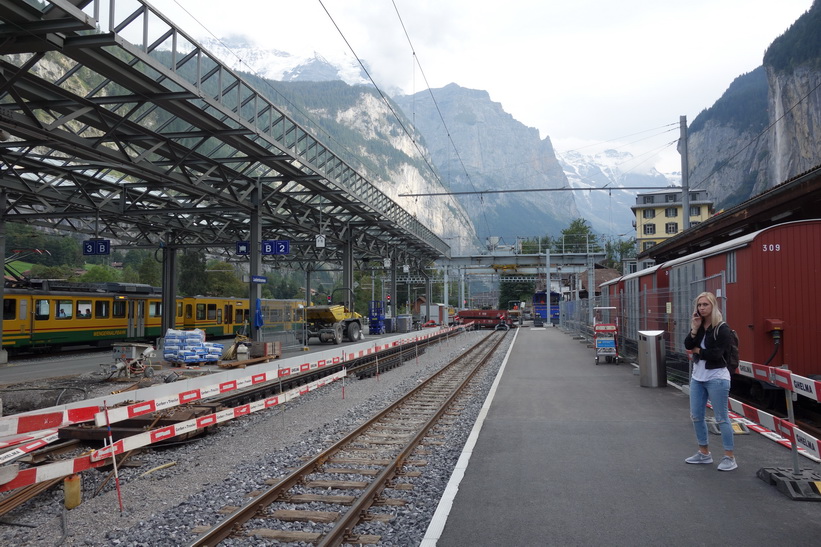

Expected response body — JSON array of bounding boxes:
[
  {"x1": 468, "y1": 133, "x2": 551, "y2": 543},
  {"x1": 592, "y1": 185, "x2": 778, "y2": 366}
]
[{"x1": 1, "y1": 281, "x2": 304, "y2": 354}]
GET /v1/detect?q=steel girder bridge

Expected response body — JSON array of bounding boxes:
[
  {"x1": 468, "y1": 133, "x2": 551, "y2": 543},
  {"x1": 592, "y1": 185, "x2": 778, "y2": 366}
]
[{"x1": 0, "y1": 0, "x2": 450, "y2": 347}]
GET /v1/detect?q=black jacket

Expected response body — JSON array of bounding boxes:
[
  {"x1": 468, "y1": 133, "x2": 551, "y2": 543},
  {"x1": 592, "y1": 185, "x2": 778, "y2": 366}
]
[{"x1": 684, "y1": 323, "x2": 732, "y2": 370}]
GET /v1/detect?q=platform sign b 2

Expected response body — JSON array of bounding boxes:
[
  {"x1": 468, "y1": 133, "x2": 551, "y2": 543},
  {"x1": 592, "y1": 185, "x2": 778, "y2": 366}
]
[
  {"x1": 83, "y1": 239, "x2": 110, "y2": 255},
  {"x1": 262, "y1": 240, "x2": 290, "y2": 255}
]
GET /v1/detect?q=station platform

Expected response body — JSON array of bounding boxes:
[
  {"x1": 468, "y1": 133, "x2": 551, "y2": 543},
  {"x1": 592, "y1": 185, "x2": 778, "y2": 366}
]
[{"x1": 423, "y1": 326, "x2": 821, "y2": 546}]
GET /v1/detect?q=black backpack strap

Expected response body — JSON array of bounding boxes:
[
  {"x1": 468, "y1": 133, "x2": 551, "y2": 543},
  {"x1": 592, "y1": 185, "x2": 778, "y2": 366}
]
[
  {"x1": 715, "y1": 321, "x2": 731, "y2": 366},
  {"x1": 713, "y1": 321, "x2": 725, "y2": 341}
]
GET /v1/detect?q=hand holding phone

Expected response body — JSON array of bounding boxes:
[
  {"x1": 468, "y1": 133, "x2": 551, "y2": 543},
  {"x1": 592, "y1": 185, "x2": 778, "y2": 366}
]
[{"x1": 690, "y1": 311, "x2": 701, "y2": 332}]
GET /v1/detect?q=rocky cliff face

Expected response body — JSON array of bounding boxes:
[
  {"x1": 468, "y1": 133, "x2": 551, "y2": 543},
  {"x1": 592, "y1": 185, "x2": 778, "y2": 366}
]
[
  {"x1": 320, "y1": 87, "x2": 480, "y2": 256},
  {"x1": 686, "y1": 121, "x2": 771, "y2": 208},
  {"x1": 687, "y1": 4, "x2": 821, "y2": 209},
  {"x1": 217, "y1": 78, "x2": 480, "y2": 256},
  {"x1": 197, "y1": 41, "x2": 480, "y2": 256},
  {"x1": 688, "y1": 67, "x2": 821, "y2": 209},
  {"x1": 395, "y1": 84, "x2": 579, "y2": 246},
  {"x1": 768, "y1": 64, "x2": 821, "y2": 184}
]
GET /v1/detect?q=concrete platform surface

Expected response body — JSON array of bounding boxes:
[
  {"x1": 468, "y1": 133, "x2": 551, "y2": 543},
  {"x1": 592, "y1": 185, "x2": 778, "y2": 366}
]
[{"x1": 425, "y1": 326, "x2": 821, "y2": 547}]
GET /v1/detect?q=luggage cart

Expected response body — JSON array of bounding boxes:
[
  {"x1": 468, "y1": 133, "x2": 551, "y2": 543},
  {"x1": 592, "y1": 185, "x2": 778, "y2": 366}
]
[{"x1": 593, "y1": 306, "x2": 619, "y2": 365}]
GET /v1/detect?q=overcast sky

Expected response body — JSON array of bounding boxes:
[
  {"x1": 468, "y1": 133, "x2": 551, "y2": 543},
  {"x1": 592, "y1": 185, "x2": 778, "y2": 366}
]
[{"x1": 158, "y1": 0, "x2": 812, "y2": 173}]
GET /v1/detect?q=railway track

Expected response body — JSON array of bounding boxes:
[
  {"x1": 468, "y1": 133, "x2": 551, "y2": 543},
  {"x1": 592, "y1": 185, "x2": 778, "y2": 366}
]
[{"x1": 188, "y1": 329, "x2": 507, "y2": 546}]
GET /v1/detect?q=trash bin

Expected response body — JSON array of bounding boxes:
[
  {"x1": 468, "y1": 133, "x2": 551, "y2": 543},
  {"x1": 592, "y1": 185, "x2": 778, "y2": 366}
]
[
  {"x1": 638, "y1": 330, "x2": 666, "y2": 387},
  {"x1": 396, "y1": 315, "x2": 412, "y2": 333}
]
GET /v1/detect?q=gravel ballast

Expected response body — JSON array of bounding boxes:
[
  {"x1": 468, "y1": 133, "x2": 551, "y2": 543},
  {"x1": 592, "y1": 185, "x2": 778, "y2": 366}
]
[{"x1": 1, "y1": 330, "x2": 510, "y2": 546}]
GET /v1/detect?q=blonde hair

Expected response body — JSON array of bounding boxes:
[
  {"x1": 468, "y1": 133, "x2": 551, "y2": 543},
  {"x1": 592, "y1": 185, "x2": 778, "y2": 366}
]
[{"x1": 693, "y1": 291, "x2": 724, "y2": 327}]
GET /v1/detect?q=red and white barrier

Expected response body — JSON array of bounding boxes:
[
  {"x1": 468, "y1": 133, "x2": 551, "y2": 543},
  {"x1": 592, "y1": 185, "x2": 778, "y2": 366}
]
[
  {"x1": 0, "y1": 432, "x2": 60, "y2": 465},
  {"x1": 727, "y1": 360, "x2": 821, "y2": 462},
  {"x1": 0, "y1": 406, "x2": 100, "y2": 438},
  {"x1": 0, "y1": 369, "x2": 346, "y2": 492},
  {"x1": 0, "y1": 428, "x2": 59, "y2": 450},
  {"x1": 93, "y1": 329, "x2": 455, "y2": 427},
  {"x1": 92, "y1": 339, "x2": 414, "y2": 427},
  {"x1": 0, "y1": 328, "x2": 459, "y2": 492}
]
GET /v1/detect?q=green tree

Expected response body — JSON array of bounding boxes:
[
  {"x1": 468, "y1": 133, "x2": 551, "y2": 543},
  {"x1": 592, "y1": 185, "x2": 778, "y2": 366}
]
[
  {"x1": 121, "y1": 265, "x2": 140, "y2": 283},
  {"x1": 121, "y1": 249, "x2": 151, "y2": 270},
  {"x1": 29, "y1": 264, "x2": 76, "y2": 280},
  {"x1": 36, "y1": 235, "x2": 81, "y2": 267},
  {"x1": 498, "y1": 279, "x2": 536, "y2": 309},
  {"x1": 204, "y1": 260, "x2": 246, "y2": 297},
  {"x1": 520, "y1": 235, "x2": 553, "y2": 254},
  {"x1": 555, "y1": 219, "x2": 603, "y2": 254},
  {"x1": 80, "y1": 264, "x2": 121, "y2": 283},
  {"x1": 314, "y1": 283, "x2": 328, "y2": 306},
  {"x1": 6, "y1": 224, "x2": 48, "y2": 261},
  {"x1": 273, "y1": 276, "x2": 290, "y2": 299},
  {"x1": 763, "y1": 4, "x2": 821, "y2": 73},
  {"x1": 6, "y1": 225, "x2": 83, "y2": 267},
  {"x1": 178, "y1": 250, "x2": 208, "y2": 297},
  {"x1": 603, "y1": 238, "x2": 637, "y2": 273},
  {"x1": 137, "y1": 256, "x2": 162, "y2": 286}
]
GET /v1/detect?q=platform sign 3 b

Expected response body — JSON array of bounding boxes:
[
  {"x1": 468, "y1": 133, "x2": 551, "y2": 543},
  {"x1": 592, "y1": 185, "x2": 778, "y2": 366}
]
[
  {"x1": 262, "y1": 240, "x2": 290, "y2": 255},
  {"x1": 83, "y1": 239, "x2": 110, "y2": 255}
]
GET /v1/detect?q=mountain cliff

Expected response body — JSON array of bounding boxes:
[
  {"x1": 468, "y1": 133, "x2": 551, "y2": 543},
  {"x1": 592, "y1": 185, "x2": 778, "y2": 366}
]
[
  {"x1": 394, "y1": 84, "x2": 580, "y2": 245},
  {"x1": 201, "y1": 36, "x2": 371, "y2": 87},
  {"x1": 258, "y1": 80, "x2": 480, "y2": 255}
]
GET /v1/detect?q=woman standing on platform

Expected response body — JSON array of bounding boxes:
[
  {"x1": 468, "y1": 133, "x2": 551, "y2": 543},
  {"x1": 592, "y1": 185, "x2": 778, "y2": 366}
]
[{"x1": 683, "y1": 291, "x2": 737, "y2": 471}]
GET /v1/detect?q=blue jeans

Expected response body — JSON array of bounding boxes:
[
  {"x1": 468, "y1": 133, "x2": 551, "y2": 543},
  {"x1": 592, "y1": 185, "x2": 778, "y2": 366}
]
[{"x1": 689, "y1": 378, "x2": 734, "y2": 451}]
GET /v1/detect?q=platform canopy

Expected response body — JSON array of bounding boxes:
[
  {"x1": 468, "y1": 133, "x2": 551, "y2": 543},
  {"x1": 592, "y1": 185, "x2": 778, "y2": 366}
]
[{"x1": 0, "y1": 0, "x2": 450, "y2": 269}]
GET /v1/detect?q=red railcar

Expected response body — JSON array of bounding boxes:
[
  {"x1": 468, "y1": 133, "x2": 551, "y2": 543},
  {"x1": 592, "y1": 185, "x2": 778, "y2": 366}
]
[
  {"x1": 454, "y1": 309, "x2": 514, "y2": 329},
  {"x1": 700, "y1": 219, "x2": 820, "y2": 376},
  {"x1": 606, "y1": 219, "x2": 821, "y2": 384}
]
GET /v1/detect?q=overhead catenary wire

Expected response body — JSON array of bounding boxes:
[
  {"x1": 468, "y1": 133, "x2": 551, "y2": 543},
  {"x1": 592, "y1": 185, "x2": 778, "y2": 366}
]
[
  {"x1": 399, "y1": 186, "x2": 680, "y2": 198},
  {"x1": 558, "y1": 123, "x2": 679, "y2": 154},
  {"x1": 311, "y1": 0, "x2": 488, "y2": 247},
  {"x1": 389, "y1": 0, "x2": 492, "y2": 241}
]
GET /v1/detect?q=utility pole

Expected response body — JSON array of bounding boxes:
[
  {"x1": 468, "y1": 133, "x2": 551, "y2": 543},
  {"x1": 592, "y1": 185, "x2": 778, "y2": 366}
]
[{"x1": 680, "y1": 115, "x2": 691, "y2": 231}]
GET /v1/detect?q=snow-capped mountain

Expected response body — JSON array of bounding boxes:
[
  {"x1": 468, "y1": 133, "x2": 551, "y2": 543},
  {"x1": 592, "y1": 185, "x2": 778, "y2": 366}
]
[
  {"x1": 557, "y1": 148, "x2": 677, "y2": 235},
  {"x1": 200, "y1": 36, "x2": 371, "y2": 86}
]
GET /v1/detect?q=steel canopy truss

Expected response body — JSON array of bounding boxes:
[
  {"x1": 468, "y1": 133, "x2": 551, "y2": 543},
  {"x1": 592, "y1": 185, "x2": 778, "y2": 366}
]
[{"x1": 0, "y1": 0, "x2": 449, "y2": 270}]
